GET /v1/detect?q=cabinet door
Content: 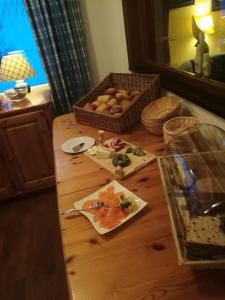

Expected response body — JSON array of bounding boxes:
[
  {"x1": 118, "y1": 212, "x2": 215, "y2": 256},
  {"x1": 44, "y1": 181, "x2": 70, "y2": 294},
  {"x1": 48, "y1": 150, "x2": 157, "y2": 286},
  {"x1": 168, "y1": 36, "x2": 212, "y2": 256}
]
[
  {"x1": 0, "y1": 111, "x2": 55, "y2": 192},
  {"x1": 0, "y1": 154, "x2": 14, "y2": 199}
]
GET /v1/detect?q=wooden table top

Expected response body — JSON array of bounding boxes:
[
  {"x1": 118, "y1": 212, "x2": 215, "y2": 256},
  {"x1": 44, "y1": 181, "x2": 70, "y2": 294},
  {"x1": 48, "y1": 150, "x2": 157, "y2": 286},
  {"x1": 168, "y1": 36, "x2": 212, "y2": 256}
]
[{"x1": 53, "y1": 113, "x2": 225, "y2": 300}]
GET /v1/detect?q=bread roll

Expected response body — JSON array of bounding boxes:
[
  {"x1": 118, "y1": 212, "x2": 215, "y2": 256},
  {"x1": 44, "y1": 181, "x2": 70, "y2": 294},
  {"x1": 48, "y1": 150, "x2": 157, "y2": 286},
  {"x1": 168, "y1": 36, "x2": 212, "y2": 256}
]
[
  {"x1": 97, "y1": 95, "x2": 111, "y2": 103},
  {"x1": 113, "y1": 112, "x2": 122, "y2": 117},
  {"x1": 121, "y1": 99, "x2": 130, "y2": 110},
  {"x1": 92, "y1": 100, "x2": 101, "y2": 108},
  {"x1": 118, "y1": 89, "x2": 129, "y2": 98},
  {"x1": 110, "y1": 105, "x2": 123, "y2": 115},
  {"x1": 104, "y1": 88, "x2": 117, "y2": 95},
  {"x1": 96, "y1": 103, "x2": 109, "y2": 112},
  {"x1": 129, "y1": 90, "x2": 141, "y2": 99},
  {"x1": 107, "y1": 98, "x2": 117, "y2": 107},
  {"x1": 115, "y1": 92, "x2": 126, "y2": 101}
]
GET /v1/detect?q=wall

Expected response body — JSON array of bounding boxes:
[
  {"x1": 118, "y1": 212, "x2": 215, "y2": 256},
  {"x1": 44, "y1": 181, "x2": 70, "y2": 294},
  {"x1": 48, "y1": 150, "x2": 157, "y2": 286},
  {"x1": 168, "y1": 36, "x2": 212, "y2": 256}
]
[
  {"x1": 167, "y1": 91, "x2": 225, "y2": 130},
  {"x1": 78, "y1": 0, "x2": 224, "y2": 129},
  {"x1": 78, "y1": 0, "x2": 129, "y2": 85}
]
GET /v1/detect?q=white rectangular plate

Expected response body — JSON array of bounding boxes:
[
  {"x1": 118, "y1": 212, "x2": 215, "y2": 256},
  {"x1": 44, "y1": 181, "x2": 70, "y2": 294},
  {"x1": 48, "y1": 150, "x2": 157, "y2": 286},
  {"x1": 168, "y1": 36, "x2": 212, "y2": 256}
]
[{"x1": 73, "y1": 180, "x2": 148, "y2": 234}]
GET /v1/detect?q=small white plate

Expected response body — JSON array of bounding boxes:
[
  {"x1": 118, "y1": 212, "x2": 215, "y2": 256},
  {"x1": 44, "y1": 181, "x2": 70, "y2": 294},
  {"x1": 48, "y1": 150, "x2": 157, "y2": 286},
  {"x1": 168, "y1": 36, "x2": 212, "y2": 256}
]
[
  {"x1": 73, "y1": 180, "x2": 148, "y2": 234},
  {"x1": 61, "y1": 136, "x2": 95, "y2": 154}
]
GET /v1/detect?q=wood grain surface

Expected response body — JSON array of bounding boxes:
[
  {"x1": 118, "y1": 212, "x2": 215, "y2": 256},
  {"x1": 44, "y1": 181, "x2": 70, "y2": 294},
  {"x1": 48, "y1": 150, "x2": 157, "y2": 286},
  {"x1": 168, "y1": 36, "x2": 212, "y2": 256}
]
[{"x1": 53, "y1": 113, "x2": 225, "y2": 300}]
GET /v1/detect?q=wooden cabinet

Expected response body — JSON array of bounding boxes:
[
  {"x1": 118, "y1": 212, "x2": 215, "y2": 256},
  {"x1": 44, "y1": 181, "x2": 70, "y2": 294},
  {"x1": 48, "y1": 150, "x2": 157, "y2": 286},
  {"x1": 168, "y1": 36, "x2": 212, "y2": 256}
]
[
  {"x1": 0, "y1": 85, "x2": 55, "y2": 200},
  {"x1": 0, "y1": 155, "x2": 14, "y2": 198}
]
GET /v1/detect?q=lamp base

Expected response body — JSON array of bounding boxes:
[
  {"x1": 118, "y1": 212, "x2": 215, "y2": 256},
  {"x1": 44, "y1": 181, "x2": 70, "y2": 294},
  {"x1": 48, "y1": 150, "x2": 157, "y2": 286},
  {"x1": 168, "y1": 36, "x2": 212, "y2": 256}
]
[
  {"x1": 14, "y1": 80, "x2": 30, "y2": 93},
  {"x1": 4, "y1": 80, "x2": 30, "y2": 101}
]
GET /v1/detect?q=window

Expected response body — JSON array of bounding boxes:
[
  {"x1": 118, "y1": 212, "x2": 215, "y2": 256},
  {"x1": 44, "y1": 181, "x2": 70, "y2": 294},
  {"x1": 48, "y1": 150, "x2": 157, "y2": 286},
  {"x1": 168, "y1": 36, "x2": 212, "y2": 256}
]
[{"x1": 0, "y1": 0, "x2": 47, "y2": 92}]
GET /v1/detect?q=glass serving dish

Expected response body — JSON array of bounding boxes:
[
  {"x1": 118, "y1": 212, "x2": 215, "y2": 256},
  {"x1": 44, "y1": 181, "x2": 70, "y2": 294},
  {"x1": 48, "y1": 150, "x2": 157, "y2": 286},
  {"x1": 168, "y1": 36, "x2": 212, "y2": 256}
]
[{"x1": 158, "y1": 124, "x2": 225, "y2": 267}]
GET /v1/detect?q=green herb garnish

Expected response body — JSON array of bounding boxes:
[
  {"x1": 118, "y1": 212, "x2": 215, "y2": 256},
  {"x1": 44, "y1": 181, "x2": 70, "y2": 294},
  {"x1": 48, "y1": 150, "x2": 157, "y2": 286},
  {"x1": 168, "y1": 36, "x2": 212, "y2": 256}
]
[
  {"x1": 125, "y1": 144, "x2": 133, "y2": 153},
  {"x1": 120, "y1": 194, "x2": 137, "y2": 212},
  {"x1": 112, "y1": 153, "x2": 130, "y2": 167},
  {"x1": 132, "y1": 147, "x2": 145, "y2": 156}
]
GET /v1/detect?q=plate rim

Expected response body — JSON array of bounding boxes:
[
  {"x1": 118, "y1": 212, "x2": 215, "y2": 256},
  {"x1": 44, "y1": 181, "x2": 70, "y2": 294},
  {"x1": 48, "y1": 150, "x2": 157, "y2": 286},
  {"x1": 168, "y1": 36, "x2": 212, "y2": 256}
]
[
  {"x1": 61, "y1": 136, "x2": 95, "y2": 154},
  {"x1": 73, "y1": 180, "x2": 148, "y2": 234}
]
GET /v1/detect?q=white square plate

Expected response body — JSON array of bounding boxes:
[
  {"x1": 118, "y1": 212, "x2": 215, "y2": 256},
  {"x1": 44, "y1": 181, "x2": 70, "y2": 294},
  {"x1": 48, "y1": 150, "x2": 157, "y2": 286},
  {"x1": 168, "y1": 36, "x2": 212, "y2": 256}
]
[{"x1": 73, "y1": 180, "x2": 148, "y2": 234}]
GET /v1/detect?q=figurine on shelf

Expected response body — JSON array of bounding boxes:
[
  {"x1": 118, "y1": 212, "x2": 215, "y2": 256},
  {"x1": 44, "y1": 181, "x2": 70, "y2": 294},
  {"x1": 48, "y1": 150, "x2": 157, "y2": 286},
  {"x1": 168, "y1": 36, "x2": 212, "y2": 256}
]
[
  {"x1": 202, "y1": 52, "x2": 212, "y2": 77},
  {"x1": 192, "y1": 16, "x2": 211, "y2": 77}
]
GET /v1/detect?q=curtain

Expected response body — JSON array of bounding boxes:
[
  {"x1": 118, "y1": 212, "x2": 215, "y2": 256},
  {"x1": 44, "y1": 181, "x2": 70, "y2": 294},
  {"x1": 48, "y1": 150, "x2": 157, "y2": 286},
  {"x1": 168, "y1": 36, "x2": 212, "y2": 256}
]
[{"x1": 24, "y1": 0, "x2": 92, "y2": 115}]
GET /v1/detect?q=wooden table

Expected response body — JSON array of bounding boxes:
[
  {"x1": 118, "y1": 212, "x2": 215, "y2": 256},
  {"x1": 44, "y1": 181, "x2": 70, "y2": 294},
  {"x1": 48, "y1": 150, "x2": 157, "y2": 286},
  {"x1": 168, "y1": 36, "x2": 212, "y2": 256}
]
[{"x1": 53, "y1": 113, "x2": 225, "y2": 300}]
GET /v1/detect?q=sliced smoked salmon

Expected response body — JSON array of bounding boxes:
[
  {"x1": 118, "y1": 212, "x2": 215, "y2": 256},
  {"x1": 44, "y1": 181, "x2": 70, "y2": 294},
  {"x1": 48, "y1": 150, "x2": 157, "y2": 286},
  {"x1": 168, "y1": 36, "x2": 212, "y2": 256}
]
[{"x1": 82, "y1": 186, "x2": 129, "y2": 229}]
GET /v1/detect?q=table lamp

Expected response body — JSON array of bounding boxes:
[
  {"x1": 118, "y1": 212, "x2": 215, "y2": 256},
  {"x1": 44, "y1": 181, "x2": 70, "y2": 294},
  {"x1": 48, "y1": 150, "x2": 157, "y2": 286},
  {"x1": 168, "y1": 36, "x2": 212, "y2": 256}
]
[
  {"x1": 0, "y1": 51, "x2": 36, "y2": 101},
  {"x1": 197, "y1": 15, "x2": 214, "y2": 34}
]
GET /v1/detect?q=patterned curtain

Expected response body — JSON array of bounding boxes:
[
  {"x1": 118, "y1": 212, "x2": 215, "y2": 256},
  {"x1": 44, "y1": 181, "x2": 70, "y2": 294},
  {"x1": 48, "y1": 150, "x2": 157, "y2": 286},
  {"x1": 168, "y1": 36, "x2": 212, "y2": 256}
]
[{"x1": 24, "y1": 0, "x2": 92, "y2": 115}]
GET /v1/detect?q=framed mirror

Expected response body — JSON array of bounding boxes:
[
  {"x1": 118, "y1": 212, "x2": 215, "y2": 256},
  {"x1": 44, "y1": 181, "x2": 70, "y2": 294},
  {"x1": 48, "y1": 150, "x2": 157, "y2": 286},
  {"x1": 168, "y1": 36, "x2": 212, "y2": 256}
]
[
  {"x1": 170, "y1": 0, "x2": 195, "y2": 9},
  {"x1": 122, "y1": 0, "x2": 225, "y2": 118},
  {"x1": 212, "y1": 0, "x2": 225, "y2": 11}
]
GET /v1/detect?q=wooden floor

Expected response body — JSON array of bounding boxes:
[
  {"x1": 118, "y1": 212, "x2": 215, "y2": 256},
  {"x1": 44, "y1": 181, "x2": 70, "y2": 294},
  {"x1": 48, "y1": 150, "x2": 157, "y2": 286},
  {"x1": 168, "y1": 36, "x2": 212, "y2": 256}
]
[{"x1": 0, "y1": 188, "x2": 69, "y2": 300}]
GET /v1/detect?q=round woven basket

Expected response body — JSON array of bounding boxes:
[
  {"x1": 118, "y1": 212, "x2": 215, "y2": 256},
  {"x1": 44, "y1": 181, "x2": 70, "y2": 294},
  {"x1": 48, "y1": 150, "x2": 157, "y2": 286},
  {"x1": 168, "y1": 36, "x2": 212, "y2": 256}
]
[
  {"x1": 141, "y1": 95, "x2": 181, "y2": 121},
  {"x1": 142, "y1": 121, "x2": 164, "y2": 135},
  {"x1": 141, "y1": 95, "x2": 181, "y2": 135},
  {"x1": 163, "y1": 116, "x2": 198, "y2": 143}
]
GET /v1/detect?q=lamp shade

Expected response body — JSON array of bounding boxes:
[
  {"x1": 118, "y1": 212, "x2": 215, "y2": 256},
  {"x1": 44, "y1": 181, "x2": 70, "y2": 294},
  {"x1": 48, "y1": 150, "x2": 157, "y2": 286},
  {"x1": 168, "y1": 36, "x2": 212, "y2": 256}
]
[
  {"x1": 197, "y1": 15, "x2": 214, "y2": 34},
  {"x1": 0, "y1": 52, "x2": 36, "y2": 82}
]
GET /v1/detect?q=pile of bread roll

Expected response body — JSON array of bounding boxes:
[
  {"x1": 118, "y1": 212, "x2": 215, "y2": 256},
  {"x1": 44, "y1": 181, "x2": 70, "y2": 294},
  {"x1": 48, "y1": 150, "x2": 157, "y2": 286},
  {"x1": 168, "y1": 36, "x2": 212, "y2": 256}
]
[{"x1": 83, "y1": 87, "x2": 141, "y2": 116}]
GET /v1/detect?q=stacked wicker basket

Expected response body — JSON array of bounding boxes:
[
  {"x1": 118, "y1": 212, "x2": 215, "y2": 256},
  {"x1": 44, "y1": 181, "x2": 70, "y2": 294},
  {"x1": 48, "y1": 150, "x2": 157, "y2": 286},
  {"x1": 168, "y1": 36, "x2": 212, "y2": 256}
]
[
  {"x1": 141, "y1": 95, "x2": 181, "y2": 135},
  {"x1": 163, "y1": 116, "x2": 198, "y2": 144}
]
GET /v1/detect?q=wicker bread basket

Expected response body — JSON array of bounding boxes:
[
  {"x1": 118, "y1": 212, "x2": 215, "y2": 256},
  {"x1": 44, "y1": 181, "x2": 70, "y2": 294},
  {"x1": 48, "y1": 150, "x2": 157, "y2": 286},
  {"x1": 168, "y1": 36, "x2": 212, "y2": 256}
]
[
  {"x1": 141, "y1": 96, "x2": 181, "y2": 135},
  {"x1": 72, "y1": 73, "x2": 160, "y2": 133},
  {"x1": 163, "y1": 116, "x2": 198, "y2": 143},
  {"x1": 141, "y1": 96, "x2": 180, "y2": 121}
]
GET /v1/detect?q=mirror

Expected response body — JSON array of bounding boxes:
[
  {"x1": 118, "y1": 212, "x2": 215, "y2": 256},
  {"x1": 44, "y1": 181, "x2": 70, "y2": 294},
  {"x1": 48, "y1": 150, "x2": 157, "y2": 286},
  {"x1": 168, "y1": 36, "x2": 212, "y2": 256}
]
[
  {"x1": 169, "y1": 1, "x2": 225, "y2": 83},
  {"x1": 122, "y1": 0, "x2": 225, "y2": 118}
]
